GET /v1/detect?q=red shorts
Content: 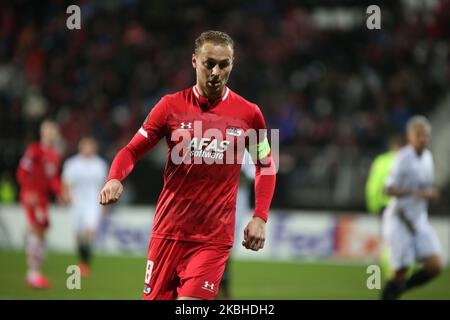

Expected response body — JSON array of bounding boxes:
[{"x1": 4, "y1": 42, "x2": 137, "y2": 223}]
[
  {"x1": 20, "y1": 192, "x2": 49, "y2": 230},
  {"x1": 142, "y1": 237, "x2": 232, "y2": 300}
]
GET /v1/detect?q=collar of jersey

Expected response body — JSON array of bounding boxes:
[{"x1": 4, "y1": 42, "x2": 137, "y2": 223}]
[{"x1": 193, "y1": 85, "x2": 230, "y2": 110}]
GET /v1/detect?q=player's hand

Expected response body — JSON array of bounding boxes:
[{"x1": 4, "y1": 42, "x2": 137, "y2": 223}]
[
  {"x1": 414, "y1": 189, "x2": 440, "y2": 202},
  {"x1": 58, "y1": 189, "x2": 71, "y2": 205},
  {"x1": 57, "y1": 193, "x2": 70, "y2": 205},
  {"x1": 99, "y1": 179, "x2": 123, "y2": 205},
  {"x1": 242, "y1": 216, "x2": 266, "y2": 251}
]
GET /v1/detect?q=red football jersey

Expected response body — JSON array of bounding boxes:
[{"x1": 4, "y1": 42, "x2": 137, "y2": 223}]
[
  {"x1": 16, "y1": 142, "x2": 62, "y2": 198},
  {"x1": 139, "y1": 86, "x2": 268, "y2": 246}
]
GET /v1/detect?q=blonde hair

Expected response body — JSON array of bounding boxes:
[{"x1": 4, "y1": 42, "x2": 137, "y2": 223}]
[
  {"x1": 406, "y1": 115, "x2": 431, "y2": 134},
  {"x1": 194, "y1": 30, "x2": 234, "y2": 55}
]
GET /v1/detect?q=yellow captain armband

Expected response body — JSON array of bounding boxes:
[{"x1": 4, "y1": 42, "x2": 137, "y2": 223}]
[{"x1": 256, "y1": 137, "x2": 271, "y2": 159}]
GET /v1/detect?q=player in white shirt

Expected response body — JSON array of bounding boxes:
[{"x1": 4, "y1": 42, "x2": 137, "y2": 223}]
[
  {"x1": 381, "y1": 116, "x2": 443, "y2": 300},
  {"x1": 218, "y1": 151, "x2": 255, "y2": 299},
  {"x1": 62, "y1": 137, "x2": 108, "y2": 276}
]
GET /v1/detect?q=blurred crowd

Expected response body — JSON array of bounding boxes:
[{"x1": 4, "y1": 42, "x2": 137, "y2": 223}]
[{"x1": 0, "y1": 0, "x2": 449, "y2": 208}]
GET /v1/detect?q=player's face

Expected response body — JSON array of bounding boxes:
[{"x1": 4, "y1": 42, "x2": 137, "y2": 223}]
[
  {"x1": 79, "y1": 138, "x2": 97, "y2": 157},
  {"x1": 192, "y1": 42, "x2": 233, "y2": 100},
  {"x1": 40, "y1": 121, "x2": 59, "y2": 146},
  {"x1": 407, "y1": 125, "x2": 430, "y2": 153}
]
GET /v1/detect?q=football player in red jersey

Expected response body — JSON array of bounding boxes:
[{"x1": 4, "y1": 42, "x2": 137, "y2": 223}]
[
  {"x1": 99, "y1": 31, "x2": 277, "y2": 300},
  {"x1": 17, "y1": 120, "x2": 65, "y2": 289}
]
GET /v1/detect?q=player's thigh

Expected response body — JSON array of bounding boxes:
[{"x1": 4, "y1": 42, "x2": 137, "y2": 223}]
[
  {"x1": 383, "y1": 217, "x2": 415, "y2": 271},
  {"x1": 143, "y1": 238, "x2": 182, "y2": 300},
  {"x1": 71, "y1": 207, "x2": 85, "y2": 234},
  {"x1": 84, "y1": 207, "x2": 102, "y2": 233},
  {"x1": 177, "y1": 243, "x2": 231, "y2": 300},
  {"x1": 415, "y1": 222, "x2": 442, "y2": 263},
  {"x1": 22, "y1": 198, "x2": 49, "y2": 230}
]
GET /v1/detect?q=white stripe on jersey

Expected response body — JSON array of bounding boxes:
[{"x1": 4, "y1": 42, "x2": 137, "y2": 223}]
[{"x1": 139, "y1": 127, "x2": 148, "y2": 138}]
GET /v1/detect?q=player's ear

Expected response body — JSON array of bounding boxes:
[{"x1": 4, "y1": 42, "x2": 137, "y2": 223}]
[{"x1": 192, "y1": 53, "x2": 197, "y2": 69}]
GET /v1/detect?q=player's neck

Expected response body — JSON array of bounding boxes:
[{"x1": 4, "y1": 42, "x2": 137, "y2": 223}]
[
  {"x1": 81, "y1": 153, "x2": 95, "y2": 158},
  {"x1": 195, "y1": 84, "x2": 224, "y2": 102},
  {"x1": 40, "y1": 139, "x2": 53, "y2": 149},
  {"x1": 411, "y1": 144, "x2": 424, "y2": 157}
]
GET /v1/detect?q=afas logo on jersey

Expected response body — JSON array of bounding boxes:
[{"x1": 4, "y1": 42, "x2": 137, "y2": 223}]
[
  {"x1": 188, "y1": 137, "x2": 230, "y2": 153},
  {"x1": 176, "y1": 121, "x2": 236, "y2": 161}
]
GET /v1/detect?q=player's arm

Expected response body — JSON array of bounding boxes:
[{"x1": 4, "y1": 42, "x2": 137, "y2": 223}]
[
  {"x1": 384, "y1": 186, "x2": 415, "y2": 197},
  {"x1": 16, "y1": 145, "x2": 35, "y2": 188},
  {"x1": 59, "y1": 181, "x2": 72, "y2": 204},
  {"x1": 16, "y1": 145, "x2": 39, "y2": 205},
  {"x1": 49, "y1": 172, "x2": 63, "y2": 202},
  {"x1": 60, "y1": 163, "x2": 73, "y2": 204},
  {"x1": 385, "y1": 185, "x2": 439, "y2": 201},
  {"x1": 242, "y1": 107, "x2": 277, "y2": 252},
  {"x1": 383, "y1": 153, "x2": 437, "y2": 200},
  {"x1": 98, "y1": 133, "x2": 150, "y2": 205},
  {"x1": 99, "y1": 97, "x2": 168, "y2": 205},
  {"x1": 46, "y1": 153, "x2": 66, "y2": 204},
  {"x1": 383, "y1": 154, "x2": 413, "y2": 197}
]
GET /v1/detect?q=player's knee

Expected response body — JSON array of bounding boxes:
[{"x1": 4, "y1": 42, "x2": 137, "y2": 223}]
[{"x1": 30, "y1": 226, "x2": 45, "y2": 239}]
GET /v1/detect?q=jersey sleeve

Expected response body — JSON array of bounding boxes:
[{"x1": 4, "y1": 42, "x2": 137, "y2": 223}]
[
  {"x1": 49, "y1": 153, "x2": 62, "y2": 196},
  {"x1": 16, "y1": 145, "x2": 37, "y2": 187},
  {"x1": 247, "y1": 105, "x2": 276, "y2": 222},
  {"x1": 247, "y1": 106, "x2": 272, "y2": 167},
  {"x1": 139, "y1": 96, "x2": 169, "y2": 142},
  {"x1": 62, "y1": 160, "x2": 74, "y2": 184},
  {"x1": 428, "y1": 151, "x2": 434, "y2": 183},
  {"x1": 18, "y1": 145, "x2": 36, "y2": 171},
  {"x1": 385, "y1": 153, "x2": 402, "y2": 189},
  {"x1": 106, "y1": 97, "x2": 169, "y2": 182}
]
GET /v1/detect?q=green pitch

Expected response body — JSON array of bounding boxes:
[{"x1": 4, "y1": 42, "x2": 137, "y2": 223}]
[{"x1": 0, "y1": 250, "x2": 449, "y2": 299}]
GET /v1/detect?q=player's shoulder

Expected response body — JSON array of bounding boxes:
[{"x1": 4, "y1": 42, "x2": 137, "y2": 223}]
[
  {"x1": 228, "y1": 89, "x2": 264, "y2": 125},
  {"x1": 26, "y1": 142, "x2": 41, "y2": 152},
  {"x1": 64, "y1": 154, "x2": 80, "y2": 166},
  {"x1": 24, "y1": 142, "x2": 42, "y2": 158},
  {"x1": 424, "y1": 148, "x2": 433, "y2": 160},
  {"x1": 160, "y1": 87, "x2": 193, "y2": 104},
  {"x1": 396, "y1": 145, "x2": 414, "y2": 160},
  {"x1": 94, "y1": 155, "x2": 108, "y2": 166},
  {"x1": 229, "y1": 89, "x2": 259, "y2": 111}
]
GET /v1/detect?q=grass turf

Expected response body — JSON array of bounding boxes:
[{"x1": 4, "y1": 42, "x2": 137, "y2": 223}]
[{"x1": 0, "y1": 250, "x2": 449, "y2": 300}]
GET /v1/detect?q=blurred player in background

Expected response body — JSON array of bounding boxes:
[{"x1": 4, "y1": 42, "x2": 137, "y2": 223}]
[
  {"x1": 365, "y1": 135, "x2": 403, "y2": 279},
  {"x1": 366, "y1": 135, "x2": 403, "y2": 216},
  {"x1": 218, "y1": 151, "x2": 255, "y2": 300},
  {"x1": 99, "y1": 30, "x2": 277, "y2": 300},
  {"x1": 62, "y1": 137, "x2": 108, "y2": 277},
  {"x1": 16, "y1": 120, "x2": 64, "y2": 289},
  {"x1": 381, "y1": 116, "x2": 443, "y2": 300}
]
